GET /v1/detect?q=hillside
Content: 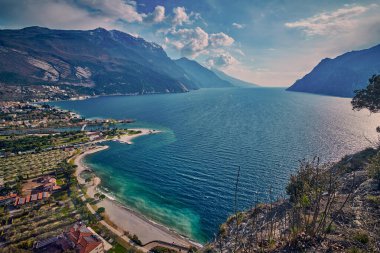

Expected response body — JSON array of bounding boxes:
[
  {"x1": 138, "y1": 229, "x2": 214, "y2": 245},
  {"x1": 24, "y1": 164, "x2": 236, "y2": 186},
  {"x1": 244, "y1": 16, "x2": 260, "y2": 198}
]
[
  {"x1": 0, "y1": 26, "x2": 199, "y2": 96},
  {"x1": 205, "y1": 147, "x2": 380, "y2": 252},
  {"x1": 174, "y1": 58, "x2": 233, "y2": 88},
  {"x1": 212, "y1": 68, "x2": 259, "y2": 87},
  {"x1": 287, "y1": 44, "x2": 380, "y2": 97}
]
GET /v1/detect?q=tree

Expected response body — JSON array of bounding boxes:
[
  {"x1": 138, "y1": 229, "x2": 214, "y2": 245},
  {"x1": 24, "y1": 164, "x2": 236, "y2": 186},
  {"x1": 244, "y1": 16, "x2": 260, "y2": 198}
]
[
  {"x1": 352, "y1": 74, "x2": 380, "y2": 186},
  {"x1": 96, "y1": 207, "x2": 105, "y2": 214},
  {"x1": 99, "y1": 194, "x2": 106, "y2": 201},
  {"x1": 352, "y1": 74, "x2": 380, "y2": 115}
]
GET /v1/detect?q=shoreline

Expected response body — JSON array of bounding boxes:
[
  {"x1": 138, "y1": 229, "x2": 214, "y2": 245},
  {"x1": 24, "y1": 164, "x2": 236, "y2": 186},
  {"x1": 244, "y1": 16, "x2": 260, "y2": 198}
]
[
  {"x1": 109, "y1": 128, "x2": 161, "y2": 145},
  {"x1": 73, "y1": 130, "x2": 201, "y2": 250}
]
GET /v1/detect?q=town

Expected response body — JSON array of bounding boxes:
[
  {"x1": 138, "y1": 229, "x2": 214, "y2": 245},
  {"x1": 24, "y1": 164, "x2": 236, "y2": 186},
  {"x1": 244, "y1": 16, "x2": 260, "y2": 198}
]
[{"x1": 0, "y1": 102, "x2": 175, "y2": 253}]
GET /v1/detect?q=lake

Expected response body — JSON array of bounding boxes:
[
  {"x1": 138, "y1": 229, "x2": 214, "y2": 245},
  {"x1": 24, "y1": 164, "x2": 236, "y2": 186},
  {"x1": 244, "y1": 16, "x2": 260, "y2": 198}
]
[{"x1": 52, "y1": 87, "x2": 380, "y2": 243}]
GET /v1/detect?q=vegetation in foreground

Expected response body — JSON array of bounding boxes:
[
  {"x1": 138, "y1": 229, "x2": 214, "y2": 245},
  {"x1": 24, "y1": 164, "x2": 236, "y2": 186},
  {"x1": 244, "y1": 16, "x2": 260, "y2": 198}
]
[{"x1": 206, "y1": 75, "x2": 380, "y2": 252}]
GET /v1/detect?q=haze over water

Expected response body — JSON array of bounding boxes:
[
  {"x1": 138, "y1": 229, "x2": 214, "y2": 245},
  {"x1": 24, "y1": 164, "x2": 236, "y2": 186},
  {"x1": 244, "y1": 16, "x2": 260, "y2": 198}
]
[{"x1": 52, "y1": 88, "x2": 380, "y2": 243}]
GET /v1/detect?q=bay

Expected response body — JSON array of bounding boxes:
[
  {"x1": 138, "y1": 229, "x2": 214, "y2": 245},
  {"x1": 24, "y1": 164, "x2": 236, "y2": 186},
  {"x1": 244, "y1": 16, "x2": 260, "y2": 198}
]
[{"x1": 52, "y1": 88, "x2": 380, "y2": 243}]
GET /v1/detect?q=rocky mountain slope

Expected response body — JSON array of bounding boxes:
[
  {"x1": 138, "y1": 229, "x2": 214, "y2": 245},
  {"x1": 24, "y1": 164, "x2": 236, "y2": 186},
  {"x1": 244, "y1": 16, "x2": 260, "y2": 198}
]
[
  {"x1": 206, "y1": 147, "x2": 380, "y2": 252},
  {"x1": 174, "y1": 57, "x2": 233, "y2": 88},
  {"x1": 0, "y1": 26, "x2": 200, "y2": 95},
  {"x1": 287, "y1": 44, "x2": 380, "y2": 97}
]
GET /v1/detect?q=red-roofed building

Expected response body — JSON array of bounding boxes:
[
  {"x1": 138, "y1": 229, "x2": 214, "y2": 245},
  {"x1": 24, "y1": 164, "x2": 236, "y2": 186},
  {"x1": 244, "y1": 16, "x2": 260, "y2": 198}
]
[
  {"x1": 31, "y1": 194, "x2": 38, "y2": 201},
  {"x1": 0, "y1": 193, "x2": 17, "y2": 206},
  {"x1": 67, "y1": 223, "x2": 104, "y2": 253}
]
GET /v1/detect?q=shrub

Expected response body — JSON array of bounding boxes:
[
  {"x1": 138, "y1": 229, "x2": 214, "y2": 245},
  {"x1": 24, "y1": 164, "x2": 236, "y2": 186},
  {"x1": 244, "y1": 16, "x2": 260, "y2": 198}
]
[
  {"x1": 188, "y1": 246, "x2": 197, "y2": 253},
  {"x1": 150, "y1": 246, "x2": 177, "y2": 253},
  {"x1": 367, "y1": 151, "x2": 380, "y2": 189},
  {"x1": 353, "y1": 232, "x2": 369, "y2": 244},
  {"x1": 366, "y1": 195, "x2": 380, "y2": 205},
  {"x1": 129, "y1": 234, "x2": 142, "y2": 246}
]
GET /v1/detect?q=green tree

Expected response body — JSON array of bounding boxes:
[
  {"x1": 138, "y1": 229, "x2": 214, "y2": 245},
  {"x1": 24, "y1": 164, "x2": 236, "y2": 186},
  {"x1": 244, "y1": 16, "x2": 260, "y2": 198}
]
[
  {"x1": 352, "y1": 74, "x2": 380, "y2": 131},
  {"x1": 352, "y1": 74, "x2": 380, "y2": 187}
]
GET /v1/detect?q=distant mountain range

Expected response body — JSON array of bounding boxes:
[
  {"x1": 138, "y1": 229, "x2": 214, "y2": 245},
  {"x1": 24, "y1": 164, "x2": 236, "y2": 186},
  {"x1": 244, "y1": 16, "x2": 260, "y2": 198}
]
[
  {"x1": 287, "y1": 44, "x2": 380, "y2": 97},
  {"x1": 212, "y1": 68, "x2": 259, "y2": 87},
  {"x1": 0, "y1": 26, "x2": 256, "y2": 97},
  {"x1": 174, "y1": 57, "x2": 232, "y2": 88}
]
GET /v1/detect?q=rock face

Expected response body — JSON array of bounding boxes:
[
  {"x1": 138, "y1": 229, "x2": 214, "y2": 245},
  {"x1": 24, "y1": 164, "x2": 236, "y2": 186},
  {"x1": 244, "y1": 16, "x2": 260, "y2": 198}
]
[
  {"x1": 174, "y1": 57, "x2": 233, "y2": 88},
  {"x1": 206, "y1": 148, "x2": 380, "y2": 252},
  {"x1": 287, "y1": 44, "x2": 380, "y2": 97},
  {"x1": 0, "y1": 26, "x2": 201, "y2": 95}
]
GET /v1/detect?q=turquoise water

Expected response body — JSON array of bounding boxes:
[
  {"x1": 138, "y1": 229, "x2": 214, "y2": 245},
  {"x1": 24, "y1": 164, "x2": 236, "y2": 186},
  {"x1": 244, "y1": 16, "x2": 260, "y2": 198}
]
[{"x1": 52, "y1": 88, "x2": 380, "y2": 243}]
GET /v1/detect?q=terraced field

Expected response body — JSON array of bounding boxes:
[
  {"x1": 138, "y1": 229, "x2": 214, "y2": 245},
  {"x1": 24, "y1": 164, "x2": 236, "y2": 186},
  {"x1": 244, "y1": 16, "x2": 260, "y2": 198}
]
[{"x1": 0, "y1": 149, "x2": 72, "y2": 183}]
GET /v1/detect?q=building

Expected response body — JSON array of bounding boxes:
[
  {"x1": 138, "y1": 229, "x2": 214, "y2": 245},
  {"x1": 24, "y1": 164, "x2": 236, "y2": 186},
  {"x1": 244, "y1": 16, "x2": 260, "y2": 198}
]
[
  {"x1": 14, "y1": 191, "x2": 50, "y2": 206},
  {"x1": 0, "y1": 193, "x2": 17, "y2": 206},
  {"x1": 34, "y1": 223, "x2": 105, "y2": 253},
  {"x1": 37, "y1": 176, "x2": 61, "y2": 192},
  {"x1": 67, "y1": 223, "x2": 104, "y2": 253}
]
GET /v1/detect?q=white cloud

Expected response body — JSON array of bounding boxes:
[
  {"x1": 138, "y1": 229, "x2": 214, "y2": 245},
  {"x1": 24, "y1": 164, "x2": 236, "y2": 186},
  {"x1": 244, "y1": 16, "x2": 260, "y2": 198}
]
[
  {"x1": 144, "y1": 5, "x2": 165, "y2": 23},
  {"x1": 81, "y1": 0, "x2": 145, "y2": 23},
  {"x1": 209, "y1": 32, "x2": 234, "y2": 47},
  {"x1": 172, "y1": 7, "x2": 190, "y2": 26},
  {"x1": 232, "y1": 22, "x2": 245, "y2": 29},
  {"x1": 0, "y1": 0, "x2": 119, "y2": 30},
  {"x1": 152, "y1": 5, "x2": 165, "y2": 23},
  {"x1": 285, "y1": 4, "x2": 373, "y2": 36},
  {"x1": 165, "y1": 27, "x2": 209, "y2": 57},
  {"x1": 206, "y1": 52, "x2": 238, "y2": 67},
  {"x1": 164, "y1": 27, "x2": 235, "y2": 58}
]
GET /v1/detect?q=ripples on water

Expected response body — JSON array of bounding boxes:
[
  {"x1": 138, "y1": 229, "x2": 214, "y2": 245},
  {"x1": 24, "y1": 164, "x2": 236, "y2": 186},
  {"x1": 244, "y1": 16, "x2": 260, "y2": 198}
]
[{"x1": 53, "y1": 88, "x2": 380, "y2": 242}]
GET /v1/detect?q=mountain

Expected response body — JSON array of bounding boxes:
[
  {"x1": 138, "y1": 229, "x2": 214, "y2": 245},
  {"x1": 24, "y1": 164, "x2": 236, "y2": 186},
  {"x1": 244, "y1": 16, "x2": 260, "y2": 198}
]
[
  {"x1": 287, "y1": 44, "x2": 380, "y2": 97},
  {"x1": 212, "y1": 68, "x2": 259, "y2": 87},
  {"x1": 0, "y1": 26, "x2": 200, "y2": 95},
  {"x1": 174, "y1": 57, "x2": 233, "y2": 88}
]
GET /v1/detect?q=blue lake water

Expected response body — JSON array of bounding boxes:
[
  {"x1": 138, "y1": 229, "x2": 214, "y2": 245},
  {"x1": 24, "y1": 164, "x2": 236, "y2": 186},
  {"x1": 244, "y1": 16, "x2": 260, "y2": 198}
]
[{"x1": 52, "y1": 88, "x2": 380, "y2": 243}]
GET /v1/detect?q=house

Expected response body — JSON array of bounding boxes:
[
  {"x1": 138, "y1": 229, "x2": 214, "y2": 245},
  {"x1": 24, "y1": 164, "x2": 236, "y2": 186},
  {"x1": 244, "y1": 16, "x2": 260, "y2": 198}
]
[
  {"x1": 14, "y1": 192, "x2": 50, "y2": 206},
  {"x1": 31, "y1": 194, "x2": 38, "y2": 201},
  {"x1": 34, "y1": 234, "x2": 74, "y2": 253},
  {"x1": 0, "y1": 193, "x2": 17, "y2": 206},
  {"x1": 67, "y1": 223, "x2": 104, "y2": 253},
  {"x1": 34, "y1": 223, "x2": 107, "y2": 253},
  {"x1": 38, "y1": 176, "x2": 61, "y2": 192}
]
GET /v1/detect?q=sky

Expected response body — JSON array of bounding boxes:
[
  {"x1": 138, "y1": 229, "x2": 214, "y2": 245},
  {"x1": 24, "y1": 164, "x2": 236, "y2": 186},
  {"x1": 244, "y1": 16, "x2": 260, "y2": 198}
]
[{"x1": 0, "y1": 0, "x2": 379, "y2": 86}]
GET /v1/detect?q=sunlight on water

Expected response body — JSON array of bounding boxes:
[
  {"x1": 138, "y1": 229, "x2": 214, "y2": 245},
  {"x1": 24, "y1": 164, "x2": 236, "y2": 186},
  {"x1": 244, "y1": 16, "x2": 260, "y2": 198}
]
[{"x1": 53, "y1": 88, "x2": 380, "y2": 242}]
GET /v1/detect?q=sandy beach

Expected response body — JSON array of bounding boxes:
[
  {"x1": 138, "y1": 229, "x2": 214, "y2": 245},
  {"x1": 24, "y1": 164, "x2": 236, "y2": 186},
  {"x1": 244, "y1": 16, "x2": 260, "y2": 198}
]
[
  {"x1": 92, "y1": 128, "x2": 161, "y2": 145},
  {"x1": 115, "y1": 128, "x2": 161, "y2": 144},
  {"x1": 74, "y1": 129, "x2": 200, "y2": 250}
]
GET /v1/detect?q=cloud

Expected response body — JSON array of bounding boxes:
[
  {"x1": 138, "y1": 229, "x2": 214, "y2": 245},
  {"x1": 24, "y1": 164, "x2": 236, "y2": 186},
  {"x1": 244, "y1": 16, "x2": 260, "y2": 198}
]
[
  {"x1": 0, "y1": 0, "x2": 117, "y2": 30},
  {"x1": 144, "y1": 5, "x2": 165, "y2": 23},
  {"x1": 206, "y1": 52, "x2": 238, "y2": 67},
  {"x1": 209, "y1": 32, "x2": 234, "y2": 47},
  {"x1": 285, "y1": 4, "x2": 373, "y2": 36},
  {"x1": 0, "y1": 0, "x2": 170, "y2": 34},
  {"x1": 152, "y1": 6, "x2": 165, "y2": 23},
  {"x1": 232, "y1": 22, "x2": 245, "y2": 29},
  {"x1": 172, "y1": 7, "x2": 190, "y2": 26},
  {"x1": 164, "y1": 27, "x2": 235, "y2": 57},
  {"x1": 165, "y1": 27, "x2": 209, "y2": 57},
  {"x1": 81, "y1": 0, "x2": 145, "y2": 23}
]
